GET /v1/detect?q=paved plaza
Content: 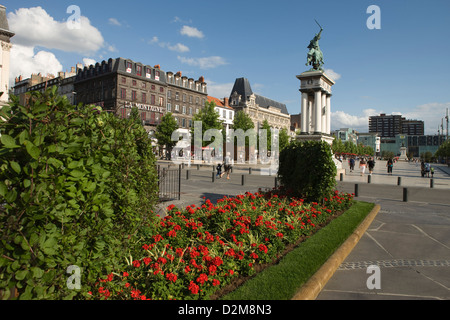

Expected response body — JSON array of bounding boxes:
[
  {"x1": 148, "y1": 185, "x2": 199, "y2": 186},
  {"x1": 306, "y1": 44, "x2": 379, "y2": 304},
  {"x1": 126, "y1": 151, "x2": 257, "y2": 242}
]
[{"x1": 156, "y1": 159, "x2": 450, "y2": 300}]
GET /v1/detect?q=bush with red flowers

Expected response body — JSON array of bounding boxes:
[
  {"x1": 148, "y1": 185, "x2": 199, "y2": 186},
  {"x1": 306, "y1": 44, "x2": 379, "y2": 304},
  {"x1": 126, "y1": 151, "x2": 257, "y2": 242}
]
[{"x1": 88, "y1": 188, "x2": 354, "y2": 300}]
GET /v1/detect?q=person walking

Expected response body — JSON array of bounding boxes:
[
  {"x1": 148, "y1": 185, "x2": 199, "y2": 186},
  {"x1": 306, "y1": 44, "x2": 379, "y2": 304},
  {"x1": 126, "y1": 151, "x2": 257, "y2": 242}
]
[
  {"x1": 386, "y1": 158, "x2": 394, "y2": 175},
  {"x1": 367, "y1": 157, "x2": 375, "y2": 175},
  {"x1": 216, "y1": 162, "x2": 223, "y2": 178},
  {"x1": 359, "y1": 157, "x2": 367, "y2": 176},
  {"x1": 349, "y1": 157, "x2": 355, "y2": 173},
  {"x1": 220, "y1": 153, "x2": 232, "y2": 180}
]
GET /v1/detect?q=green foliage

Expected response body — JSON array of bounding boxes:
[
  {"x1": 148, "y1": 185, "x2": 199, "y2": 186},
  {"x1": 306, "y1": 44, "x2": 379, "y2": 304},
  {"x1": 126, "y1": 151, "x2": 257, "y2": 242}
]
[
  {"x1": 155, "y1": 112, "x2": 179, "y2": 157},
  {"x1": 190, "y1": 100, "x2": 223, "y2": 148},
  {"x1": 278, "y1": 140, "x2": 337, "y2": 202},
  {"x1": 332, "y1": 138, "x2": 374, "y2": 156},
  {"x1": 0, "y1": 87, "x2": 158, "y2": 300},
  {"x1": 435, "y1": 139, "x2": 450, "y2": 159},
  {"x1": 232, "y1": 111, "x2": 255, "y2": 148}
]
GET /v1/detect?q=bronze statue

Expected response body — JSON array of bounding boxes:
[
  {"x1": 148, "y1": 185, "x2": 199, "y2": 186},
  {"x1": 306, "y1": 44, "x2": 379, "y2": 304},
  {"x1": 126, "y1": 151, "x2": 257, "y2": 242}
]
[{"x1": 306, "y1": 20, "x2": 325, "y2": 71}]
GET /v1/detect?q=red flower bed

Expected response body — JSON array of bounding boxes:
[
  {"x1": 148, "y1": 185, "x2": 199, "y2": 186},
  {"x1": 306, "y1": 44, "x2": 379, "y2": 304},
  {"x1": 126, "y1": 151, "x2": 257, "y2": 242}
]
[{"x1": 88, "y1": 188, "x2": 354, "y2": 300}]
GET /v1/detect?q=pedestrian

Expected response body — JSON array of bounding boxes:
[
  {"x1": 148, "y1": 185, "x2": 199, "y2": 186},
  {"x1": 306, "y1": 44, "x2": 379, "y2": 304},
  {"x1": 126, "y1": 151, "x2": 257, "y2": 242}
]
[
  {"x1": 425, "y1": 162, "x2": 431, "y2": 178},
  {"x1": 221, "y1": 153, "x2": 232, "y2": 180},
  {"x1": 216, "y1": 162, "x2": 222, "y2": 178},
  {"x1": 387, "y1": 158, "x2": 393, "y2": 175},
  {"x1": 431, "y1": 166, "x2": 434, "y2": 178},
  {"x1": 359, "y1": 157, "x2": 367, "y2": 176},
  {"x1": 367, "y1": 157, "x2": 375, "y2": 175},
  {"x1": 349, "y1": 157, "x2": 355, "y2": 173}
]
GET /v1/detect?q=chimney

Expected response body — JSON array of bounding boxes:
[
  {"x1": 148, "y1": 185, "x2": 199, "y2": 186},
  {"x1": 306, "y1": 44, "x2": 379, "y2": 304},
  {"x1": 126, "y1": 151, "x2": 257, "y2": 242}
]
[
  {"x1": 224, "y1": 98, "x2": 229, "y2": 106},
  {"x1": 199, "y1": 76, "x2": 205, "y2": 83}
]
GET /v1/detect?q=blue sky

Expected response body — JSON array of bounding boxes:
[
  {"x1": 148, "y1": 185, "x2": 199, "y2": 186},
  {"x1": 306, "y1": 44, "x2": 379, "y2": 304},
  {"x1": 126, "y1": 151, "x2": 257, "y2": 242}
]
[{"x1": 4, "y1": 0, "x2": 450, "y2": 134}]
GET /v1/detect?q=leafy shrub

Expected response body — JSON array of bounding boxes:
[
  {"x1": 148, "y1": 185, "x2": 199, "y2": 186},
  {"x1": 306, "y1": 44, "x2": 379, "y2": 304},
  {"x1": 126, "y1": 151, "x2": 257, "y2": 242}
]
[
  {"x1": 0, "y1": 87, "x2": 158, "y2": 300},
  {"x1": 277, "y1": 140, "x2": 337, "y2": 202}
]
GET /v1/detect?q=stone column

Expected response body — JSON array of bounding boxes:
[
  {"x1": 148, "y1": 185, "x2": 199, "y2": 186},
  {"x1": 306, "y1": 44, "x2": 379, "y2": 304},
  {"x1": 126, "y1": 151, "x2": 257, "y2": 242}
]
[
  {"x1": 326, "y1": 94, "x2": 331, "y2": 134},
  {"x1": 321, "y1": 92, "x2": 327, "y2": 134},
  {"x1": 314, "y1": 90, "x2": 322, "y2": 134},
  {"x1": 301, "y1": 92, "x2": 308, "y2": 134}
]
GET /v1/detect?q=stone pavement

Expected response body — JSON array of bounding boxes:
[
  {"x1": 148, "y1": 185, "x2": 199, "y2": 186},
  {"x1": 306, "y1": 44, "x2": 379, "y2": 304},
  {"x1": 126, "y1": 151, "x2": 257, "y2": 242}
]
[{"x1": 156, "y1": 159, "x2": 450, "y2": 300}]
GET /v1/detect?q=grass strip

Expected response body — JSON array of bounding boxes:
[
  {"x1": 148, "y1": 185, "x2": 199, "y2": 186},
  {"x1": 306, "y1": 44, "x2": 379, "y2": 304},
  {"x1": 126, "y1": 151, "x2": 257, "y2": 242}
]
[{"x1": 220, "y1": 201, "x2": 375, "y2": 300}]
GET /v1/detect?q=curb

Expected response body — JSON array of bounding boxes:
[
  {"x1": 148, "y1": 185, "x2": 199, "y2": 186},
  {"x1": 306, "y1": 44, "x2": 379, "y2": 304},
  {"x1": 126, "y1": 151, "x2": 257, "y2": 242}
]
[{"x1": 291, "y1": 204, "x2": 381, "y2": 300}]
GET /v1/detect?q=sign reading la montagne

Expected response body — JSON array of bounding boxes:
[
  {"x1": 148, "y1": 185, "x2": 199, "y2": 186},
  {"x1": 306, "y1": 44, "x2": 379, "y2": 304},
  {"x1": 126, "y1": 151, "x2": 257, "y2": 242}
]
[{"x1": 124, "y1": 101, "x2": 165, "y2": 113}]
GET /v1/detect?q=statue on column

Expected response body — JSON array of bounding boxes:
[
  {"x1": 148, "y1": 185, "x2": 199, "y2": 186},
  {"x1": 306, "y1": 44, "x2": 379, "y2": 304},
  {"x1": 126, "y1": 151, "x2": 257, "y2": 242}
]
[{"x1": 306, "y1": 20, "x2": 325, "y2": 71}]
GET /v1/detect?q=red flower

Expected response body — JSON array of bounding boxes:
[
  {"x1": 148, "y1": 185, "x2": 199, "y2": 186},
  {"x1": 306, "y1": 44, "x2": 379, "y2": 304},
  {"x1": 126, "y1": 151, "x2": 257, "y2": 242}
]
[
  {"x1": 132, "y1": 260, "x2": 141, "y2": 268},
  {"x1": 188, "y1": 281, "x2": 200, "y2": 295},
  {"x1": 165, "y1": 273, "x2": 178, "y2": 283},
  {"x1": 258, "y1": 244, "x2": 268, "y2": 254},
  {"x1": 196, "y1": 273, "x2": 208, "y2": 285},
  {"x1": 143, "y1": 257, "x2": 152, "y2": 265},
  {"x1": 276, "y1": 232, "x2": 284, "y2": 238},
  {"x1": 212, "y1": 279, "x2": 220, "y2": 286}
]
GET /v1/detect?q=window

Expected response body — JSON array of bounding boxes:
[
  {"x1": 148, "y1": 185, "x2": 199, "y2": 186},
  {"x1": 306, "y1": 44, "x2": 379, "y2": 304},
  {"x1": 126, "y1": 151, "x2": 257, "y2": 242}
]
[
  {"x1": 167, "y1": 103, "x2": 172, "y2": 112},
  {"x1": 132, "y1": 80, "x2": 137, "y2": 86},
  {"x1": 175, "y1": 105, "x2": 180, "y2": 111},
  {"x1": 122, "y1": 77, "x2": 126, "y2": 84},
  {"x1": 126, "y1": 62, "x2": 132, "y2": 73},
  {"x1": 141, "y1": 112, "x2": 146, "y2": 121},
  {"x1": 189, "y1": 107, "x2": 192, "y2": 115},
  {"x1": 151, "y1": 95, "x2": 156, "y2": 105},
  {"x1": 131, "y1": 90, "x2": 137, "y2": 101},
  {"x1": 137, "y1": 65, "x2": 142, "y2": 76},
  {"x1": 155, "y1": 71, "x2": 160, "y2": 81},
  {"x1": 121, "y1": 88, "x2": 126, "y2": 99},
  {"x1": 182, "y1": 106, "x2": 186, "y2": 114},
  {"x1": 142, "y1": 93, "x2": 147, "y2": 103},
  {"x1": 146, "y1": 68, "x2": 152, "y2": 78},
  {"x1": 175, "y1": 92, "x2": 179, "y2": 100},
  {"x1": 183, "y1": 94, "x2": 186, "y2": 102},
  {"x1": 182, "y1": 118, "x2": 186, "y2": 127},
  {"x1": 159, "y1": 97, "x2": 164, "y2": 107},
  {"x1": 160, "y1": 87, "x2": 164, "y2": 93}
]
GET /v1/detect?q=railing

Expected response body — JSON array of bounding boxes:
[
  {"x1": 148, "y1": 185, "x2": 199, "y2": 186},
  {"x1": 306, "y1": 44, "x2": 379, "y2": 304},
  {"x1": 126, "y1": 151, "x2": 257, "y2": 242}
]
[{"x1": 157, "y1": 165, "x2": 181, "y2": 202}]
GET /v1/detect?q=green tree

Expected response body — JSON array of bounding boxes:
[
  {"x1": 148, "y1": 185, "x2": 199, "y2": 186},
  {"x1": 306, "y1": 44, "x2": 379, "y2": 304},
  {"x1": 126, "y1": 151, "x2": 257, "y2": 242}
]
[
  {"x1": 278, "y1": 128, "x2": 290, "y2": 152},
  {"x1": 436, "y1": 139, "x2": 450, "y2": 164},
  {"x1": 232, "y1": 111, "x2": 255, "y2": 148},
  {"x1": 190, "y1": 100, "x2": 223, "y2": 148},
  {"x1": 155, "y1": 112, "x2": 179, "y2": 159},
  {"x1": 259, "y1": 119, "x2": 272, "y2": 152}
]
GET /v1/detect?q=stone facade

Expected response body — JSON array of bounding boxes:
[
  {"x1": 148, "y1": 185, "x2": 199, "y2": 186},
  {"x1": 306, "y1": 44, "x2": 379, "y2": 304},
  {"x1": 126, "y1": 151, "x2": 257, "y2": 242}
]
[
  {"x1": 229, "y1": 77, "x2": 290, "y2": 131},
  {"x1": 0, "y1": 4, "x2": 14, "y2": 105}
]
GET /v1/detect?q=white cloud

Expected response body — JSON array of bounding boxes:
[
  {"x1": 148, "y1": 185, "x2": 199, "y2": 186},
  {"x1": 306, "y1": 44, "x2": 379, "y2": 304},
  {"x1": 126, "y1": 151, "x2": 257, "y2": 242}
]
[
  {"x1": 82, "y1": 58, "x2": 97, "y2": 67},
  {"x1": 108, "y1": 18, "x2": 121, "y2": 26},
  {"x1": 324, "y1": 69, "x2": 341, "y2": 82},
  {"x1": 148, "y1": 37, "x2": 190, "y2": 53},
  {"x1": 8, "y1": 6, "x2": 104, "y2": 55},
  {"x1": 177, "y1": 56, "x2": 227, "y2": 69},
  {"x1": 207, "y1": 81, "x2": 234, "y2": 98},
  {"x1": 167, "y1": 43, "x2": 190, "y2": 53},
  {"x1": 10, "y1": 44, "x2": 63, "y2": 82},
  {"x1": 180, "y1": 26, "x2": 204, "y2": 39}
]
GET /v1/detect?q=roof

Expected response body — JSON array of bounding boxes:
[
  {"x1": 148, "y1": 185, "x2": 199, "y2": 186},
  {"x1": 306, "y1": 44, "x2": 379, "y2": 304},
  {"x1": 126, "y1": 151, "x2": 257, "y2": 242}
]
[
  {"x1": 229, "y1": 77, "x2": 289, "y2": 115},
  {"x1": 207, "y1": 96, "x2": 234, "y2": 110}
]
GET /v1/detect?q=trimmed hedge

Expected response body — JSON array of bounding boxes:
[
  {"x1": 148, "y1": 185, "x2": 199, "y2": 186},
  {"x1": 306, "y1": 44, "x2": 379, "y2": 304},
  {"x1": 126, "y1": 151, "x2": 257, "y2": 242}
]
[
  {"x1": 0, "y1": 88, "x2": 158, "y2": 300},
  {"x1": 278, "y1": 140, "x2": 337, "y2": 202}
]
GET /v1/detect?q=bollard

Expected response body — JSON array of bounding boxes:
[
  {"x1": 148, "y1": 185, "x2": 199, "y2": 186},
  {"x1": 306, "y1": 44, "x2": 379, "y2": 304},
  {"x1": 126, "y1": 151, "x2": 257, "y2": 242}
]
[
  {"x1": 368, "y1": 175, "x2": 371, "y2": 184},
  {"x1": 241, "y1": 175, "x2": 246, "y2": 186},
  {"x1": 212, "y1": 165, "x2": 215, "y2": 172},
  {"x1": 397, "y1": 177, "x2": 401, "y2": 186},
  {"x1": 354, "y1": 184, "x2": 359, "y2": 197},
  {"x1": 186, "y1": 170, "x2": 190, "y2": 180},
  {"x1": 197, "y1": 164, "x2": 200, "y2": 170},
  {"x1": 212, "y1": 172, "x2": 215, "y2": 183},
  {"x1": 340, "y1": 173, "x2": 344, "y2": 181},
  {"x1": 430, "y1": 179, "x2": 434, "y2": 188},
  {"x1": 403, "y1": 188, "x2": 408, "y2": 202}
]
